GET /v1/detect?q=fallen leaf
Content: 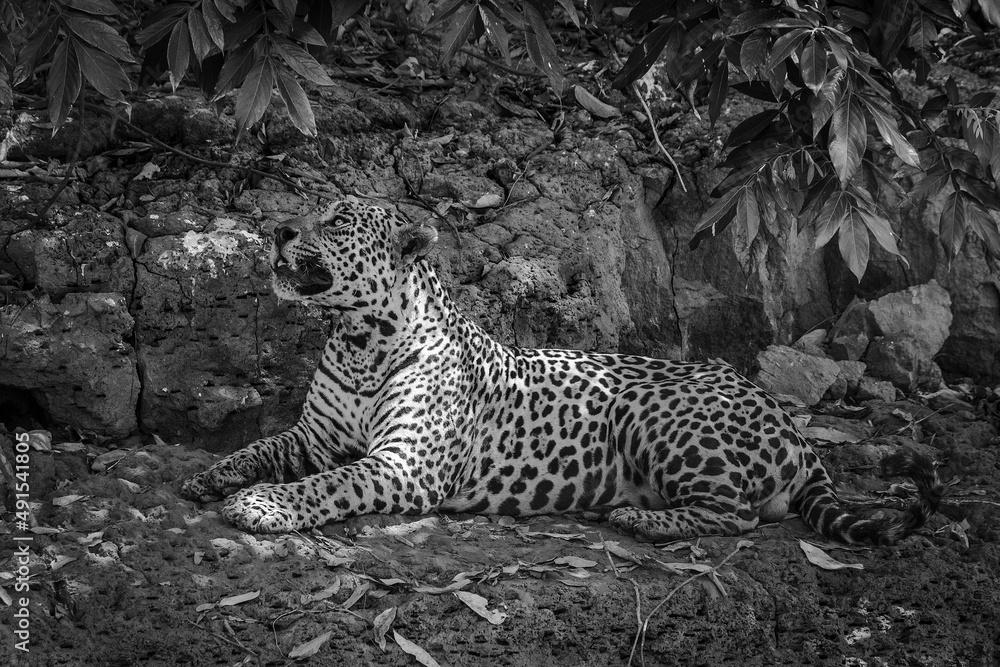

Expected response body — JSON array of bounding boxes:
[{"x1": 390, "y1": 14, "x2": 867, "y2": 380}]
[
  {"x1": 559, "y1": 578, "x2": 591, "y2": 587},
  {"x1": 554, "y1": 556, "x2": 597, "y2": 568},
  {"x1": 519, "y1": 531, "x2": 586, "y2": 541},
  {"x1": 655, "y1": 560, "x2": 713, "y2": 575},
  {"x1": 393, "y1": 631, "x2": 441, "y2": 667},
  {"x1": 341, "y1": 582, "x2": 371, "y2": 610},
  {"x1": 373, "y1": 607, "x2": 396, "y2": 650},
  {"x1": 301, "y1": 580, "x2": 341, "y2": 604},
  {"x1": 588, "y1": 540, "x2": 643, "y2": 563},
  {"x1": 574, "y1": 85, "x2": 621, "y2": 118},
  {"x1": 52, "y1": 495, "x2": 87, "y2": 507},
  {"x1": 29, "y1": 527, "x2": 62, "y2": 535},
  {"x1": 799, "y1": 541, "x2": 864, "y2": 570},
  {"x1": 152, "y1": 434, "x2": 169, "y2": 447},
  {"x1": 195, "y1": 602, "x2": 216, "y2": 612},
  {"x1": 26, "y1": 430, "x2": 52, "y2": 452},
  {"x1": 219, "y1": 590, "x2": 261, "y2": 606},
  {"x1": 193, "y1": 551, "x2": 204, "y2": 565},
  {"x1": 469, "y1": 193, "x2": 503, "y2": 209},
  {"x1": 134, "y1": 162, "x2": 160, "y2": 181},
  {"x1": 412, "y1": 580, "x2": 470, "y2": 594},
  {"x1": 288, "y1": 630, "x2": 333, "y2": 659},
  {"x1": 77, "y1": 531, "x2": 104, "y2": 547},
  {"x1": 0, "y1": 587, "x2": 12, "y2": 606},
  {"x1": 53, "y1": 442, "x2": 86, "y2": 453},
  {"x1": 50, "y1": 555, "x2": 76, "y2": 571},
  {"x1": 800, "y1": 426, "x2": 858, "y2": 443},
  {"x1": 454, "y1": 591, "x2": 507, "y2": 625}
]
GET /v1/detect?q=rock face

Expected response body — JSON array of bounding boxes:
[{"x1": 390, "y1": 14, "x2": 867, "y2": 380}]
[
  {"x1": 0, "y1": 293, "x2": 139, "y2": 436},
  {"x1": 863, "y1": 281, "x2": 951, "y2": 392},
  {"x1": 755, "y1": 345, "x2": 841, "y2": 406},
  {"x1": 0, "y1": 89, "x2": 994, "y2": 446}
]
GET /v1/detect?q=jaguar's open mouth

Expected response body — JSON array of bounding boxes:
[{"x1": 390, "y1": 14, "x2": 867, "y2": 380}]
[{"x1": 272, "y1": 256, "x2": 334, "y2": 296}]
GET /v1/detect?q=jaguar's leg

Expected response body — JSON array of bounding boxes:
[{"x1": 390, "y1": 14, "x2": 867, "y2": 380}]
[
  {"x1": 609, "y1": 486, "x2": 759, "y2": 541},
  {"x1": 222, "y1": 450, "x2": 444, "y2": 533},
  {"x1": 181, "y1": 428, "x2": 311, "y2": 501}
]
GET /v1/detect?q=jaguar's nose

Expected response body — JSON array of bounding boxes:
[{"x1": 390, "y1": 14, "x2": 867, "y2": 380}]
[{"x1": 275, "y1": 226, "x2": 298, "y2": 247}]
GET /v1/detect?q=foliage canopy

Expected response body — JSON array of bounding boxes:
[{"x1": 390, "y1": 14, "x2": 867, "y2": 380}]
[{"x1": 1, "y1": 0, "x2": 999, "y2": 280}]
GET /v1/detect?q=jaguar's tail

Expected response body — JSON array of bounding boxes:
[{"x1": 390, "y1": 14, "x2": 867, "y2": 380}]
[{"x1": 793, "y1": 448, "x2": 943, "y2": 546}]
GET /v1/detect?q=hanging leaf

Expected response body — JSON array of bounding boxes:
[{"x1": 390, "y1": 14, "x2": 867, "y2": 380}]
[
  {"x1": 739, "y1": 30, "x2": 768, "y2": 79},
  {"x1": 858, "y1": 209, "x2": 906, "y2": 261},
  {"x1": 909, "y1": 169, "x2": 950, "y2": 202},
  {"x1": 838, "y1": 207, "x2": 871, "y2": 280},
  {"x1": 766, "y1": 29, "x2": 808, "y2": 71},
  {"x1": 63, "y1": 15, "x2": 135, "y2": 63},
  {"x1": 707, "y1": 60, "x2": 729, "y2": 126},
  {"x1": 726, "y1": 108, "x2": 780, "y2": 148},
  {"x1": 75, "y1": 41, "x2": 131, "y2": 101},
  {"x1": 689, "y1": 185, "x2": 744, "y2": 248},
  {"x1": 167, "y1": 19, "x2": 192, "y2": 92},
  {"x1": 47, "y1": 40, "x2": 83, "y2": 132},
  {"x1": 810, "y1": 67, "x2": 845, "y2": 137},
  {"x1": 480, "y1": 6, "x2": 511, "y2": 64},
  {"x1": 63, "y1": 0, "x2": 119, "y2": 15},
  {"x1": 799, "y1": 540, "x2": 864, "y2": 570},
  {"x1": 187, "y1": 10, "x2": 215, "y2": 63},
  {"x1": 830, "y1": 92, "x2": 866, "y2": 185},
  {"x1": 738, "y1": 186, "x2": 761, "y2": 247},
  {"x1": 201, "y1": 1, "x2": 225, "y2": 49},
  {"x1": 523, "y1": 3, "x2": 564, "y2": 93},
  {"x1": 800, "y1": 36, "x2": 828, "y2": 93},
  {"x1": 864, "y1": 98, "x2": 920, "y2": 167},
  {"x1": 813, "y1": 190, "x2": 851, "y2": 247},
  {"x1": 625, "y1": 0, "x2": 676, "y2": 27},
  {"x1": 940, "y1": 190, "x2": 969, "y2": 258},
  {"x1": 273, "y1": 38, "x2": 335, "y2": 86},
  {"x1": 430, "y1": 0, "x2": 469, "y2": 27},
  {"x1": 964, "y1": 196, "x2": 1000, "y2": 257},
  {"x1": 275, "y1": 67, "x2": 316, "y2": 136},
  {"x1": 439, "y1": 4, "x2": 477, "y2": 64},
  {"x1": 234, "y1": 58, "x2": 274, "y2": 140},
  {"x1": 213, "y1": 37, "x2": 260, "y2": 99},
  {"x1": 613, "y1": 24, "x2": 676, "y2": 89}
]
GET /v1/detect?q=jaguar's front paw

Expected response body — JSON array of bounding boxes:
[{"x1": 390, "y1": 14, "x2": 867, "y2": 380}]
[
  {"x1": 222, "y1": 484, "x2": 305, "y2": 533},
  {"x1": 181, "y1": 458, "x2": 260, "y2": 502}
]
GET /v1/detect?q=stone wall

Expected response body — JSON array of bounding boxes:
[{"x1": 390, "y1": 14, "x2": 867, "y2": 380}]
[{"x1": 1, "y1": 88, "x2": 997, "y2": 450}]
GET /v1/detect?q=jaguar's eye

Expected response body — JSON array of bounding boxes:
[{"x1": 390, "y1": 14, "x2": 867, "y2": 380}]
[{"x1": 328, "y1": 214, "x2": 352, "y2": 230}]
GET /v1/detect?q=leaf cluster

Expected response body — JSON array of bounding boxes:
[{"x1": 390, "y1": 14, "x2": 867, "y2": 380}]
[
  {"x1": 3, "y1": 0, "x2": 352, "y2": 140},
  {"x1": 433, "y1": 0, "x2": 1000, "y2": 278}
]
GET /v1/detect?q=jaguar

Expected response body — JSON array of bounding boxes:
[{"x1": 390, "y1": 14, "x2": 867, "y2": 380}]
[{"x1": 181, "y1": 199, "x2": 942, "y2": 544}]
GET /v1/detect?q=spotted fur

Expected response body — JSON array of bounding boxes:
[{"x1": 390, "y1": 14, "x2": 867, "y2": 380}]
[{"x1": 181, "y1": 200, "x2": 942, "y2": 545}]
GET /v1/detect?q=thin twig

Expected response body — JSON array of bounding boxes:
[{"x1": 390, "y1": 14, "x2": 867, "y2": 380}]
[
  {"x1": 630, "y1": 82, "x2": 687, "y2": 193},
  {"x1": 627, "y1": 541, "x2": 750, "y2": 667},
  {"x1": 458, "y1": 47, "x2": 547, "y2": 78},
  {"x1": 19, "y1": 93, "x2": 338, "y2": 203},
  {"x1": 41, "y1": 86, "x2": 88, "y2": 216},
  {"x1": 187, "y1": 620, "x2": 259, "y2": 656}
]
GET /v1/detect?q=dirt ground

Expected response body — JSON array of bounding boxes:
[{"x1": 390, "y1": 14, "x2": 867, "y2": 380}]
[{"x1": 2, "y1": 397, "x2": 998, "y2": 667}]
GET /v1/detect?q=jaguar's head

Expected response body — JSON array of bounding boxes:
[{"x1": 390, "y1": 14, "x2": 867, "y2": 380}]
[{"x1": 270, "y1": 199, "x2": 437, "y2": 311}]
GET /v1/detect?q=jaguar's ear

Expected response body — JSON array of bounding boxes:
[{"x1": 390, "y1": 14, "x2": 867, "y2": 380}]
[{"x1": 396, "y1": 224, "x2": 438, "y2": 266}]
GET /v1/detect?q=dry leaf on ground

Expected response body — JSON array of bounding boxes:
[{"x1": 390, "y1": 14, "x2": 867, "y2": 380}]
[
  {"x1": 393, "y1": 631, "x2": 441, "y2": 667},
  {"x1": 288, "y1": 630, "x2": 332, "y2": 659},
  {"x1": 799, "y1": 541, "x2": 864, "y2": 570},
  {"x1": 455, "y1": 591, "x2": 507, "y2": 625}
]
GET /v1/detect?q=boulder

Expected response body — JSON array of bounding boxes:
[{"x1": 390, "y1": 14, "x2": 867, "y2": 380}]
[
  {"x1": 868, "y1": 281, "x2": 952, "y2": 360},
  {"x1": 826, "y1": 360, "x2": 867, "y2": 400},
  {"x1": 856, "y1": 377, "x2": 897, "y2": 403},
  {"x1": 827, "y1": 299, "x2": 872, "y2": 362},
  {"x1": 0, "y1": 292, "x2": 139, "y2": 436},
  {"x1": 755, "y1": 345, "x2": 841, "y2": 406}
]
